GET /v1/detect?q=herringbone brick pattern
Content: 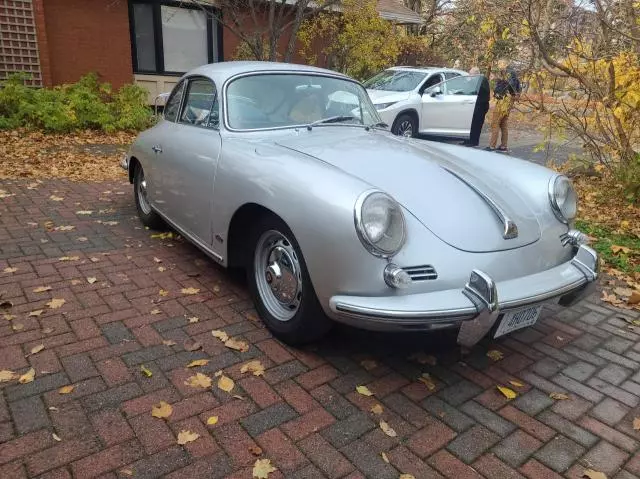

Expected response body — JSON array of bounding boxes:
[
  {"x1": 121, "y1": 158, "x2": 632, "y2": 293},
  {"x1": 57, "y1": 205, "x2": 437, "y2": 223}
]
[{"x1": 0, "y1": 178, "x2": 639, "y2": 478}]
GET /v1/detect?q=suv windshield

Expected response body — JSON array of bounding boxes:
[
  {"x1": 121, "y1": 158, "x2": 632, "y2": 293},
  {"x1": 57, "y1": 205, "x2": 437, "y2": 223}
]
[
  {"x1": 363, "y1": 70, "x2": 428, "y2": 92},
  {"x1": 226, "y1": 73, "x2": 380, "y2": 130}
]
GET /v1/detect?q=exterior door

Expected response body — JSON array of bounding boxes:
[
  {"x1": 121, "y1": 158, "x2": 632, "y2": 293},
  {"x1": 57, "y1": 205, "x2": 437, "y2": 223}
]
[
  {"x1": 157, "y1": 77, "x2": 222, "y2": 245},
  {"x1": 420, "y1": 75, "x2": 481, "y2": 136}
]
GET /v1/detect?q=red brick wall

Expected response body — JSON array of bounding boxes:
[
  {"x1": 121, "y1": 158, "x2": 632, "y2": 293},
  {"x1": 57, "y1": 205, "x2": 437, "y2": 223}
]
[{"x1": 36, "y1": 0, "x2": 133, "y2": 88}]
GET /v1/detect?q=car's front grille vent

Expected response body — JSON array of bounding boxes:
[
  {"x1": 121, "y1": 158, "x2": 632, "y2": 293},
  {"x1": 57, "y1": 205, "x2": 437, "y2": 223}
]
[{"x1": 402, "y1": 265, "x2": 438, "y2": 281}]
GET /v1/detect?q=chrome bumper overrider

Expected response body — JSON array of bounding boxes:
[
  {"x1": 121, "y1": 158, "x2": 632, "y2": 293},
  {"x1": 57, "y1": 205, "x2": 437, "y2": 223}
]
[
  {"x1": 120, "y1": 155, "x2": 129, "y2": 171},
  {"x1": 329, "y1": 244, "x2": 598, "y2": 346}
]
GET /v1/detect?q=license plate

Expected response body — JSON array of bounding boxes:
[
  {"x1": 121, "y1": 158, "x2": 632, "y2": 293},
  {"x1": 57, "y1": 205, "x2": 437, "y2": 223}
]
[{"x1": 494, "y1": 305, "x2": 543, "y2": 338}]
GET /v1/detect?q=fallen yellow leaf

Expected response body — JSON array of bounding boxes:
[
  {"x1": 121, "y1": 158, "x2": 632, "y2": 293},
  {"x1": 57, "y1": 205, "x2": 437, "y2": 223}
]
[
  {"x1": 628, "y1": 291, "x2": 640, "y2": 305},
  {"x1": 59, "y1": 385, "x2": 74, "y2": 394},
  {"x1": 162, "y1": 339, "x2": 177, "y2": 346},
  {"x1": 119, "y1": 469, "x2": 134, "y2": 477},
  {"x1": 140, "y1": 365, "x2": 153, "y2": 377},
  {"x1": 497, "y1": 385, "x2": 517, "y2": 399},
  {"x1": 550, "y1": 392, "x2": 570, "y2": 400},
  {"x1": 399, "y1": 475, "x2": 416, "y2": 479},
  {"x1": 582, "y1": 469, "x2": 607, "y2": 479},
  {"x1": 33, "y1": 286, "x2": 52, "y2": 293},
  {"x1": 487, "y1": 350, "x2": 504, "y2": 361},
  {"x1": 633, "y1": 417, "x2": 640, "y2": 430},
  {"x1": 0, "y1": 370, "x2": 16, "y2": 382},
  {"x1": 19, "y1": 368, "x2": 35, "y2": 384},
  {"x1": 181, "y1": 287, "x2": 200, "y2": 295},
  {"x1": 381, "y1": 452, "x2": 389, "y2": 463},
  {"x1": 29, "y1": 344, "x2": 45, "y2": 355},
  {"x1": 252, "y1": 458, "x2": 277, "y2": 478},
  {"x1": 224, "y1": 337, "x2": 249, "y2": 352},
  {"x1": 76, "y1": 210, "x2": 93, "y2": 215},
  {"x1": 212, "y1": 330, "x2": 229, "y2": 342},
  {"x1": 241, "y1": 360, "x2": 265, "y2": 376},
  {"x1": 611, "y1": 245, "x2": 631, "y2": 254},
  {"x1": 28, "y1": 310, "x2": 44, "y2": 317},
  {"x1": 87, "y1": 277, "x2": 97, "y2": 284},
  {"x1": 176, "y1": 430, "x2": 200, "y2": 445},
  {"x1": 509, "y1": 380, "x2": 524, "y2": 388},
  {"x1": 207, "y1": 416, "x2": 219, "y2": 426},
  {"x1": 52, "y1": 433, "x2": 62, "y2": 441},
  {"x1": 370, "y1": 404, "x2": 384, "y2": 415},
  {"x1": 249, "y1": 445, "x2": 263, "y2": 456},
  {"x1": 153, "y1": 257, "x2": 162, "y2": 263},
  {"x1": 158, "y1": 266, "x2": 166, "y2": 272},
  {"x1": 150, "y1": 308, "x2": 161, "y2": 315},
  {"x1": 3, "y1": 267, "x2": 17, "y2": 273},
  {"x1": 188, "y1": 316, "x2": 199, "y2": 323},
  {"x1": 218, "y1": 375, "x2": 235, "y2": 392},
  {"x1": 58, "y1": 256, "x2": 79, "y2": 261},
  {"x1": 187, "y1": 359, "x2": 209, "y2": 368},
  {"x1": 379, "y1": 420, "x2": 397, "y2": 437},
  {"x1": 159, "y1": 289, "x2": 168, "y2": 297},
  {"x1": 418, "y1": 373, "x2": 436, "y2": 391},
  {"x1": 12, "y1": 323, "x2": 23, "y2": 331},
  {"x1": 151, "y1": 401, "x2": 173, "y2": 419},
  {"x1": 49, "y1": 195, "x2": 64, "y2": 201},
  {"x1": 46, "y1": 298, "x2": 65, "y2": 309},
  {"x1": 356, "y1": 385, "x2": 374, "y2": 396},
  {"x1": 185, "y1": 372, "x2": 212, "y2": 388}
]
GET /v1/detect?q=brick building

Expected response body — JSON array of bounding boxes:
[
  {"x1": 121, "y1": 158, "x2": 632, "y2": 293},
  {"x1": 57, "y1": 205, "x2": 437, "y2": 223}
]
[{"x1": 0, "y1": 0, "x2": 421, "y2": 99}]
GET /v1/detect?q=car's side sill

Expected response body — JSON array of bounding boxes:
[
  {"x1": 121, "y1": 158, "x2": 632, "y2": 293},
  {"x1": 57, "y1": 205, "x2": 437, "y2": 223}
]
[{"x1": 152, "y1": 207, "x2": 226, "y2": 266}]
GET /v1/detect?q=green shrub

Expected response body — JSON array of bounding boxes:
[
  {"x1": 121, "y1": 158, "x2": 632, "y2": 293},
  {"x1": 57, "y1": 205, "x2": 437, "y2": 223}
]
[{"x1": 0, "y1": 72, "x2": 153, "y2": 132}]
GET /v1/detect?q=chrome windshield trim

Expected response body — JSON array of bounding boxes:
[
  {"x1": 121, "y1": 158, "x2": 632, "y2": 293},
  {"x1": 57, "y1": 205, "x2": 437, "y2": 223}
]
[{"x1": 443, "y1": 167, "x2": 518, "y2": 239}]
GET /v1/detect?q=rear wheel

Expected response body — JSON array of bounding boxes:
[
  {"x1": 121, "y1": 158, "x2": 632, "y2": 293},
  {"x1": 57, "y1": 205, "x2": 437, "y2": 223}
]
[
  {"x1": 133, "y1": 165, "x2": 164, "y2": 229},
  {"x1": 392, "y1": 114, "x2": 417, "y2": 137},
  {"x1": 247, "y1": 215, "x2": 331, "y2": 344}
]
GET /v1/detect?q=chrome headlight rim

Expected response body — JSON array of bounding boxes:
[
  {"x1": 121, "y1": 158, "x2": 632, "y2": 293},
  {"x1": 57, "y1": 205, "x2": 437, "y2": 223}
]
[
  {"x1": 548, "y1": 174, "x2": 578, "y2": 224},
  {"x1": 354, "y1": 190, "x2": 406, "y2": 258}
]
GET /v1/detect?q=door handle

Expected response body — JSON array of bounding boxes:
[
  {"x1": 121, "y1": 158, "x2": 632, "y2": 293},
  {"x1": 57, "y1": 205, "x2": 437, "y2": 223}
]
[{"x1": 152, "y1": 145, "x2": 163, "y2": 153}]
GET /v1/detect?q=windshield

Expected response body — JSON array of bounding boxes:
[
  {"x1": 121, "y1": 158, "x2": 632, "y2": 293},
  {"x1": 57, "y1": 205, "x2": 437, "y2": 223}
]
[
  {"x1": 363, "y1": 70, "x2": 428, "y2": 92},
  {"x1": 225, "y1": 73, "x2": 380, "y2": 130}
]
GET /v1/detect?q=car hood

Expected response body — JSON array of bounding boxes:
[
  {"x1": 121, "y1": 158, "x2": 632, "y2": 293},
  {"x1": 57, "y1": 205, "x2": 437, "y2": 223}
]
[
  {"x1": 274, "y1": 130, "x2": 542, "y2": 253},
  {"x1": 366, "y1": 90, "x2": 411, "y2": 104}
]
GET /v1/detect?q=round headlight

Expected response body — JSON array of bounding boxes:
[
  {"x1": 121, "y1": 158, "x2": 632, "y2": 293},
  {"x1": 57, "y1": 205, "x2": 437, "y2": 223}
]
[
  {"x1": 549, "y1": 175, "x2": 577, "y2": 223},
  {"x1": 355, "y1": 191, "x2": 406, "y2": 257}
]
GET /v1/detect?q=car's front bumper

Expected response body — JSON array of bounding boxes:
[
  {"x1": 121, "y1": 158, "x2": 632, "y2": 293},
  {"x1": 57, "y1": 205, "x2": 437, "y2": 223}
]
[
  {"x1": 329, "y1": 244, "x2": 598, "y2": 346},
  {"x1": 120, "y1": 154, "x2": 129, "y2": 172}
]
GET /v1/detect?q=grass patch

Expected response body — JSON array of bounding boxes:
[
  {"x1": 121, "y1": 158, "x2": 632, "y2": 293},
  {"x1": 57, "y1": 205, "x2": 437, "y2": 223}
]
[{"x1": 575, "y1": 219, "x2": 640, "y2": 274}]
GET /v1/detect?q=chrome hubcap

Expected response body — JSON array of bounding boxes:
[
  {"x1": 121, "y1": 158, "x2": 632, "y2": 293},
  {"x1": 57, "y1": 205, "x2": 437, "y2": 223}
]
[
  {"x1": 137, "y1": 171, "x2": 151, "y2": 215},
  {"x1": 255, "y1": 230, "x2": 302, "y2": 321},
  {"x1": 398, "y1": 120, "x2": 413, "y2": 137}
]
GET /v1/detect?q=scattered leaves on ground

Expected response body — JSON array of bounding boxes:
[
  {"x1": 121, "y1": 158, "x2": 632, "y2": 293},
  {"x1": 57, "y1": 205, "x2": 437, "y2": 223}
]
[
  {"x1": 240, "y1": 360, "x2": 265, "y2": 376},
  {"x1": 212, "y1": 330, "x2": 229, "y2": 342},
  {"x1": 183, "y1": 339, "x2": 202, "y2": 352},
  {"x1": 360, "y1": 359, "x2": 378, "y2": 370},
  {"x1": 187, "y1": 359, "x2": 209, "y2": 368},
  {"x1": 187, "y1": 316, "x2": 199, "y2": 323},
  {"x1": 371, "y1": 404, "x2": 384, "y2": 415},
  {"x1": 418, "y1": 373, "x2": 436, "y2": 391},
  {"x1": 399, "y1": 475, "x2": 416, "y2": 479},
  {"x1": 550, "y1": 392, "x2": 570, "y2": 400},
  {"x1": 29, "y1": 309, "x2": 44, "y2": 317},
  {"x1": 52, "y1": 433, "x2": 61, "y2": 442},
  {"x1": 582, "y1": 469, "x2": 607, "y2": 479},
  {"x1": 151, "y1": 401, "x2": 173, "y2": 419},
  {"x1": 177, "y1": 430, "x2": 200, "y2": 445},
  {"x1": 162, "y1": 339, "x2": 176, "y2": 346},
  {"x1": 497, "y1": 385, "x2": 517, "y2": 399},
  {"x1": 150, "y1": 308, "x2": 161, "y2": 315},
  {"x1": 0, "y1": 370, "x2": 16, "y2": 382},
  {"x1": 185, "y1": 372, "x2": 212, "y2": 389},
  {"x1": 3, "y1": 267, "x2": 17, "y2": 273},
  {"x1": 249, "y1": 445, "x2": 263, "y2": 456},
  {"x1": 252, "y1": 458, "x2": 277, "y2": 478},
  {"x1": 140, "y1": 365, "x2": 153, "y2": 377},
  {"x1": 487, "y1": 350, "x2": 504, "y2": 361},
  {"x1": 223, "y1": 337, "x2": 249, "y2": 352},
  {"x1": 181, "y1": 287, "x2": 200, "y2": 295},
  {"x1": 217, "y1": 374, "x2": 235, "y2": 392},
  {"x1": 206, "y1": 416, "x2": 219, "y2": 426},
  {"x1": 49, "y1": 195, "x2": 64, "y2": 201},
  {"x1": 46, "y1": 298, "x2": 65, "y2": 309},
  {"x1": 408, "y1": 351, "x2": 437, "y2": 365},
  {"x1": 33, "y1": 286, "x2": 52, "y2": 293},
  {"x1": 509, "y1": 380, "x2": 524, "y2": 388},
  {"x1": 76, "y1": 210, "x2": 93, "y2": 215},
  {"x1": 381, "y1": 452, "x2": 389, "y2": 463},
  {"x1": 87, "y1": 277, "x2": 97, "y2": 284},
  {"x1": 19, "y1": 368, "x2": 35, "y2": 384},
  {"x1": 54, "y1": 225, "x2": 75, "y2": 231},
  {"x1": 631, "y1": 417, "x2": 640, "y2": 430},
  {"x1": 379, "y1": 420, "x2": 397, "y2": 437},
  {"x1": 356, "y1": 385, "x2": 374, "y2": 396},
  {"x1": 58, "y1": 256, "x2": 80, "y2": 261},
  {"x1": 58, "y1": 385, "x2": 74, "y2": 394},
  {"x1": 159, "y1": 289, "x2": 168, "y2": 297}
]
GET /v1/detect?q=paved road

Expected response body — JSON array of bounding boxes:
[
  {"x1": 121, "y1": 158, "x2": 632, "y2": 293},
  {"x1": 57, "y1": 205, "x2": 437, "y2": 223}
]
[{"x1": 0, "y1": 178, "x2": 639, "y2": 479}]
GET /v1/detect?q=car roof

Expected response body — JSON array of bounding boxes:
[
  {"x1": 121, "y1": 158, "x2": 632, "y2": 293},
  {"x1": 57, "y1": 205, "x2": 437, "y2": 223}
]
[
  {"x1": 388, "y1": 66, "x2": 466, "y2": 74},
  {"x1": 185, "y1": 61, "x2": 350, "y2": 85}
]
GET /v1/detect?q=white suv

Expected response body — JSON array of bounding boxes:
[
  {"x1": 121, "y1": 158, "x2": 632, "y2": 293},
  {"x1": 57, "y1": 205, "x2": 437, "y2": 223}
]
[{"x1": 363, "y1": 66, "x2": 481, "y2": 138}]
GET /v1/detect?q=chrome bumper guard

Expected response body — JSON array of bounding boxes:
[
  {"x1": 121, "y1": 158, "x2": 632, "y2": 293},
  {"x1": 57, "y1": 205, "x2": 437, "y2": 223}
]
[
  {"x1": 120, "y1": 155, "x2": 129, "y2": 171},
  {"x1": 329, "y1": 244, "x2": 598, "y2": 346}
]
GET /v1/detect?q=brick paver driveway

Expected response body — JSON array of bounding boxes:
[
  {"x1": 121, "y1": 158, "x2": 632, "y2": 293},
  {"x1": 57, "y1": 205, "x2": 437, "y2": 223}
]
[{"x1": 1, "y1": 178, "x2": 639, "y2": 479}]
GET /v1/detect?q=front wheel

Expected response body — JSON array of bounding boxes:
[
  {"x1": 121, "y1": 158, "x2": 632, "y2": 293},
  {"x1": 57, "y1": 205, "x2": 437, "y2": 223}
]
[
  {"x1": 392, "y1": 114, "x2": 417, "y2": 137},
  {"x1": 247, "y1": 216, "x2": 331, "y2": 344},
  {"x1": 133, "y1": 165, "x2": 164, "y2": 229}
]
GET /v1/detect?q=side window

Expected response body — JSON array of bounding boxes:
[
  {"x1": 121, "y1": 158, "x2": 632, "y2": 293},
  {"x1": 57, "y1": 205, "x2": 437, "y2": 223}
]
[
  {"x1": 179, "y1": 78, "x2": 218, "y2": 128},
  {"x1": 444, "y1": 72, "x2": 461, "y2": 79},
  {"x1": 164, "y1": 81, "x2": 186, "y2": 122},
  {"x1": 442, "y1": 75, "x2": 482, "y2": 96},
  {"x1": 423, "y1": 74, "x2": 443, "y2": 89}
]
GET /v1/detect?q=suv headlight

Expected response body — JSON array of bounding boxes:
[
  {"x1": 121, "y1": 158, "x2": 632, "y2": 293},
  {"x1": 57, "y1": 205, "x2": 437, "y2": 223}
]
[
  {"x1": 355, "y1": 191, "x2": 406, "y2": 257},
  {"x1": 548, "y1": 175, "x2": 577, "y2": 223},
  {"x1": 375, "y1": 102, "x2": 397, "y2": 110}
]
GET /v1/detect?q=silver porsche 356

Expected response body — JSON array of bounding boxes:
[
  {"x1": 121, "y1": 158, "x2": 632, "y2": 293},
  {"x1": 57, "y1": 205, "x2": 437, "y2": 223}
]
[{"x1": 122, "y1": 61, "x2": 598, "y2": 347}]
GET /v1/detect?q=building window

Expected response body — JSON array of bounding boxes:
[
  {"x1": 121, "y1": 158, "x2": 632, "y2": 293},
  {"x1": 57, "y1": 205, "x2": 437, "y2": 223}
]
[{"x1": 129, "y1": 1, "x2": 222, "y2": 75}]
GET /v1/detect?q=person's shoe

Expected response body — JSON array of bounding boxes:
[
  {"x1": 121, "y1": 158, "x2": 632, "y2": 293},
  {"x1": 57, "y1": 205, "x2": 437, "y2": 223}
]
[
  {"x1": 484, "y1": 146, "x2": 495, "y2": 151},
  {"x1": 497, "y1": 146, "x2": 509, "y2": 152}
]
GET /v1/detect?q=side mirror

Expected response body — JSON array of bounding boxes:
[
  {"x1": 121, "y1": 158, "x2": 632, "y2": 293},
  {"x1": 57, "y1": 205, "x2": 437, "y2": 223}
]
[{"x1": 430, "y1": 87, "x2": 443, "y2": 98}]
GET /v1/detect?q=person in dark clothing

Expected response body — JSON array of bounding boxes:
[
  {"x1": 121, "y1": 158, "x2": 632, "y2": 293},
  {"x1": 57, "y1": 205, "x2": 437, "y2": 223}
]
[
  {"x1": 463, "y1": 67, "x2": 491, "y2": 147},
  {"x1": 486, "y1": 60, "x2": 522, "y2": 152}
]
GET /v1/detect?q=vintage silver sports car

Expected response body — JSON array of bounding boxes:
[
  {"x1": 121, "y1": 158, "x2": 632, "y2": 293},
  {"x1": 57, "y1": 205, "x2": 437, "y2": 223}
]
[{"x1": 122, "y1": 61, "x2": 598, "y2": 347}]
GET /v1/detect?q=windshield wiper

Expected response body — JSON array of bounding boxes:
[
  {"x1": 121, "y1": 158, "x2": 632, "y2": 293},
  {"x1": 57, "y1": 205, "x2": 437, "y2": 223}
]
[{"x1": 307, "y1": 115, "x2": 355, "y2": 130}]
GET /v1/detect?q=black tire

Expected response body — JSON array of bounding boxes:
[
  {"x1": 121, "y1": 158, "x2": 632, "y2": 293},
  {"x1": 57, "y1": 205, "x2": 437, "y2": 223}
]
[
  {"x1": 392, "y1": 113, "x2": 417, "y2": 137},
  {"x1": 133, "y1": 164, "x2": 164, "y2": 229},
  {"x1": 247, "y1": 215, "x2": 332, "y2": 345}
]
